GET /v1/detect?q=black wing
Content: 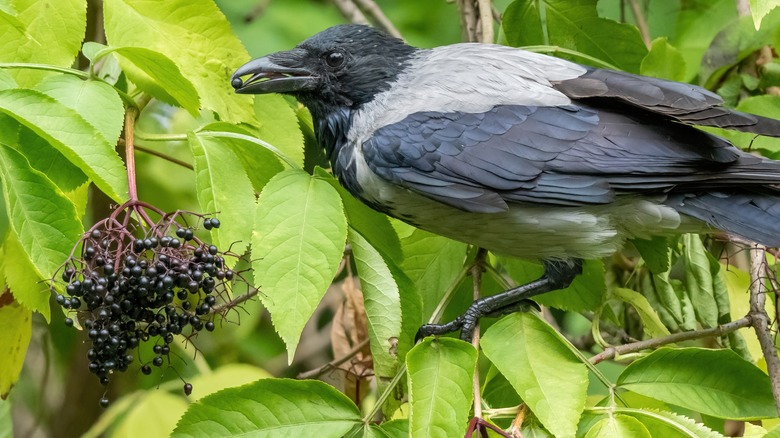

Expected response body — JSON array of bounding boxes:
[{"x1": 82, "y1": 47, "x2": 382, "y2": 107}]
[{"x1": 362, "y1": 104, "x2": 780, "y2": 214}]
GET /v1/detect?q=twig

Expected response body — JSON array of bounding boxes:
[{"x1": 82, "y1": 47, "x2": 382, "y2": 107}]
[
  {"x1": 749, "y1": 246, "x2": 780, "y2": 415},
  {"x1": 353, "y1": 0, "x2": 401, "y2": 38},
  {"x1": 297, "y1": 338, "x2": 370, "y2": 379},
  {"x1": 210, "y1": 286, "x2": 260, "y2": 314},
  {"x1": 476, "y1": 0, "x2": 494, "y2": 43},
  {"x1": 470, "y1": 248, "x2": 488, "y2": 420},
  {"x1": 134, "y1": 144, "x2": 194, "y2": 170},
  {"x1": 244, "y1": 0, "x2": 271, "y2": 23},
  {"x1": 590, "y1": 317, "x2": 752, "y2": 364},
  {"x1": 508, "y1": 404, "x2": 527, "y2": 438},
  {"x1": 457, "y1": 0, "x2": 479, "y2": 42},
  {"x1": 626, "y1": 0, "x2": 651, "y2": 49},
  {"x1": 331, "y1": 0, "x2": 369, "y2": 25}
]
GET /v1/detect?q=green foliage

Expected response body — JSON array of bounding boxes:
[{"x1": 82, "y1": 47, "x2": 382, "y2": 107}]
[{"x1": 2, "y1": 0, "x2": 779, "y2": 436}]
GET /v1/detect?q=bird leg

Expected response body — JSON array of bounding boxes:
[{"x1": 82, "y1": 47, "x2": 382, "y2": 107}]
[{"x1": 416, "y1": 258, "x2": 583, "y2": 341}]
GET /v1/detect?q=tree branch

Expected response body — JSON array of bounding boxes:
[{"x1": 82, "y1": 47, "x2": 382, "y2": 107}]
[
  {"x1": 749, "y1": 246, "x2": 780, "y2": 415},
  {"x1": 470, "y1": 248, "x2": 488, "y2": 420},
  {"x1": 456, "y1": 0, "x2": 479, "y2": 42},
  {"x1": 589, "y1": 317, "x2": 752, "y2": 364},
  {"x1": 352, "y1": 0, "x2": 401, "y2": 38},
  {"x1": 627, "y1": 0, "x2": 651, "y2": 49},
  {"x1": 331, "y1": 0, "x2": 369, "y2": 25},
  {"x1": 297, "y1": 338, "x2": 370, "y2": 379},
  {"x1": 476, "y1": 0, "x2": 494, "y2": 43}
]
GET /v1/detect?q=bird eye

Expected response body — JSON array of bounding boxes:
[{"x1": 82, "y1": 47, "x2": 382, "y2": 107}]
[{"x1": 324, "y1": 51, "x2": 345, "y2": 68}]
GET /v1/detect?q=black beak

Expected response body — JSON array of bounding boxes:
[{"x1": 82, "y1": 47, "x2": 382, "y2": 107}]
[{"x1": 231, "y1": 51, "x2": 318, "y2": 94}]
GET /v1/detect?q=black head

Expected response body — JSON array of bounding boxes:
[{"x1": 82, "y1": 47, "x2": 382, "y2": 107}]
[{"x1": 232, "y1": 25, "x2": 417, "y2": 116}]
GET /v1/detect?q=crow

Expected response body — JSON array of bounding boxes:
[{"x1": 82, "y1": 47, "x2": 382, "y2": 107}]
[{"x1": 232, "y1": 24, "x2": 780, "y2": 341}]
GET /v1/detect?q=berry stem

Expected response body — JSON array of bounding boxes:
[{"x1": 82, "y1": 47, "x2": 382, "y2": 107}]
[{"x1": 125, "y1": 108, "x2": 139, "y2": 202}]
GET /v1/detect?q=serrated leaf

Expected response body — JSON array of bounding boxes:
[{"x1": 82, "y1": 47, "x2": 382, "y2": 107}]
[
  {"x1": 95, "y1": 46, "x2": 200, "y2": 116},
  {"x1": 3, "y1": 230, "x2": 49, "y2": 320},
  {"x1": 671, "y1": 0, "x2": 736, "y2": 81},
  {"x1": 0, "y1": 0, "x2": 86, "y2": 87},
  {"x1": 104, "y1": 0, "x2": 255, "y2": 124},
  {"x1": 481, "y1": 313, "x2": 587, "y2": 438},
  {"x1": 640, "y1": 38, "x2": 687, "y2": 82},
  {"x1": 254, "y1": 94, "x2": 304, "y2": 167},
  {"x1": 407, "y1": 338, "x2": 477, "y2": 438},
  {"x1": 0, "y1": 88, "x2": 128, "y2": 202},
  {"x1": 682, "y1": 234, "x2": 718, "y2": 328},
  {"x1": 197, "y1": 123, "x2": 284, "y2": 193},
  {"x1": 612, "y1": 288, "x2": 671, "y2": 338},
  {"x1": 617, "y1": 347, "x2": 776, "y2": 419},
  {"x1": 35, "y1": 75, "x2": 124, "y2": 146},
  {"x1": 503, "y1": 0, "x2": 647, "y2": 72},
  {"x1": 15, "y1": 125, "x2": 87, "y2": 192},
  {"x1": 0, "y1": 294, "x2": 31, "y2": 398},
  {"x1": 585, "y1": 415, "x2": 651, "y2": 438},
  {"x1": 252, "y1": 169, "x2": 347, "y2": 360},
  {"x1": 621, "y1": 408, "x2": 724, "y2": 438},
  {"x1": 348, "y1": 228, "x2": 402, "y2": 379},
  {"x1": 172, "y1": 379, "x2": 361, "y2": 438},
  {"x1": 0, "y1": 70, "x2": 15, "y2": 91},
  {"x1": 114, "y1": 391, "x2": 188, "y2": 438},
  {"x1": 0, "y1": 144, "x2": 81, "y2": 315},
  {"x1": 316, "y1": 168, "x2": 402, "y2": 265},
  {"x1": 631, "y1": 236, "x2": 671, "y2": 274},
  {"x1": 0, "y1": 2, "x2": 26, "y2": 40},
  {"x1": 188, "y1": 133, "x2": 254, "y2": 257},
  {"x1": 397, "y1": 225, "x2": 467, "y2": 319},
  {"x1": 751, "y1": 0, "x2": 780, "y2": 29}
]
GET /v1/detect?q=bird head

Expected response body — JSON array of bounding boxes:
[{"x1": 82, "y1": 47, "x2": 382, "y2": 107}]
[{"x1": 231, "y1": 24, "x2": 416, "y2": 117}]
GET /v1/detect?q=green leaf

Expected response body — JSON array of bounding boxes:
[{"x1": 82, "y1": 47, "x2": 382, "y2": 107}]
[
  {"x1": 0, "y1": 398, "x2": 11, "y2": 438},
  {"x1": 545, "y1": 259, "x2": 605, "y2": 311},
  {"x1": 631, "y1": 236, "x2": 671, "y2": 274},
  {"x1": 35, "y1": 75, "x2": 124, "y2": 145},
  {"x1": 407, "y1": 338, "x2": 477, "y2": 438},
  {"x1": 198, "y1": 123, "x2": 284, "y2": 193},
  {"x1": 94, "y1": 46, "x2": 200, "y2": 117},
  {"x1": 15, "y1": 126, "x2": 87, "y2": 192},
  {"x1": 0, "y1": 88, "x2": 128, "y2": 202},
  {"x1": 585, "y1": 415, "x2": 651, "y2": 438},
  {"x1": 0, "y1": 2, "x2": 26, "y2": 41},
  {"x1": 671, "y1": 0, "x2": 736, "y2": 81},
  {"x1": 104, "y1": 0, "x2": 255, "y2": 124},
  {"x1": 0, "y1": 144, "x2": 81, "y2": 302},
  {"x1": 503, "y1": 0, "x2": 647, "y2": 72},
  {"x1": 0, "y1": 0, "x2": 86, "y2": 87},
  {"x1": 617, "y1": 347, "x2": 776, "y2": 419},
  {"x1": 640, "y1": 38, "x2": 687, "y2": 82},
  {"x1": 187, "y1": 364, "x2": 270, "y2": 402},
  {"x1": 0, "y1": 295, "x2": 31, "y2": 398},
  {"x1": 611, "y1": 288, "x2": 671, "y2": 338},
  {"x1": 682, "y1": 234, "x2": 718, "y2": 328},
  {"x1": 348, "y1": 228, "x2": 402, "y2": 379},
  {"x1": 316, "y1": 168, "x2": 403, "y2": 265},
  {"x1": 397, "y1": 224, "x2": 466, "y2": 319},
  {"x1": 188, "y1": 133, "x2": 255, "y2": 257},
  {"x1": 171, "y1": 379, "x2": 361, "y2": 438},
  {"x1": 254, "y1": 94, "x2": 305, "y2": 167},
  {"x1": 252, "y1": 169, "x2": 347, "y2": 360},
  {"x1": 722, "y1": 264, "x2": 765, "y2": 360},
  {"x1": 0, "y1": 69, "x2": 15, "y2": 91},
  {"x1": 115, "y1": 391, "x2": 188, "y2": 438},
  {"x1": 751, "y1": 0, "x2": 780, "y2": 29},
  {"x1": 620, "y1": 409, "x2": 724, "y2": 438},
  {"x1": 3, "y1": 230, "x2": 50, "y2": 320},
  {"x1": 481, "y1": 313, "x2": 588, "y2": 438}
]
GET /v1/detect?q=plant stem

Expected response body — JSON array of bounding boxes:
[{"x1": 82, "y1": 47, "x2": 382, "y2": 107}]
[
  {"x1": 520, "y1": 46, "x2": 621, "y2": 70},
  {"x1": 297, "y1": 338, "x2": 370, "y2": 379},
  {"x1": 0, "y1": 62, "x2": 89, "y2": 79},
  {"x1": 362, "y1": 363, "x2": 406, "y2": 424},
  {"x1": 125, "y1": 108, "x2": 139, "y2": 202},
  {"x1": 134, "y1": 144, "x2": 194, "y2": 170},
  {"x1": 471, "y1": 248, "x2": 487, "y2": 420},
  {"x1": 590, "y1": 317, "x2": 752, "y2": 364}
]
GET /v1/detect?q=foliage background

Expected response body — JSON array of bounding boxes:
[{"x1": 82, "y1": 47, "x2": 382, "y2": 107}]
[{"x1": 1, "y1": 0, "x2": 780, "y2": 437}]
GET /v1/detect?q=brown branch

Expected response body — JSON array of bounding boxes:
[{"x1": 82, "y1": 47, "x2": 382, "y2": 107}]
[
  {"x1": 297, "y1": 338, "x2": 370, "y2": 379},
  {"x1": 476, "y1": 0, "x2": 494, "y2": 43},
  {"x1": 749, "y1": 246, "x2": 780, "y2": 415},
  {"x1": 331, "y1": 0, "x2": 369, "y2": 25},
  {"x1": 627, "y1": 0, "x2": 651, "y2": 49},
  {"x1": 590, "y1": 317, "x2": 752, "y2": 364},
  {"x1": 457, "y1": 0, "x2": 479, "y2": 42},
  {"x1": 352, "y1": 0, "x2": 401, "y2": 38}
]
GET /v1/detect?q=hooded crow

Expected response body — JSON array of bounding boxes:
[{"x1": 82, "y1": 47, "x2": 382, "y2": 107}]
[{"x1": 232, "y1": 24, "x2": 780, "y2": 341}]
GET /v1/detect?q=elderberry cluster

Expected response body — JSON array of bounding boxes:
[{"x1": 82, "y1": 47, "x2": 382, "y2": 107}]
[{"x1": 52, "y1": 206, "x2": 240, "y2": 407}]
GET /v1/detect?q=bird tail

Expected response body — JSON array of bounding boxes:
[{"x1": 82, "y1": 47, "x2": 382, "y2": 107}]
[{"x1": 666, "y1": 190, "x2": 780, "y2": 247}]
